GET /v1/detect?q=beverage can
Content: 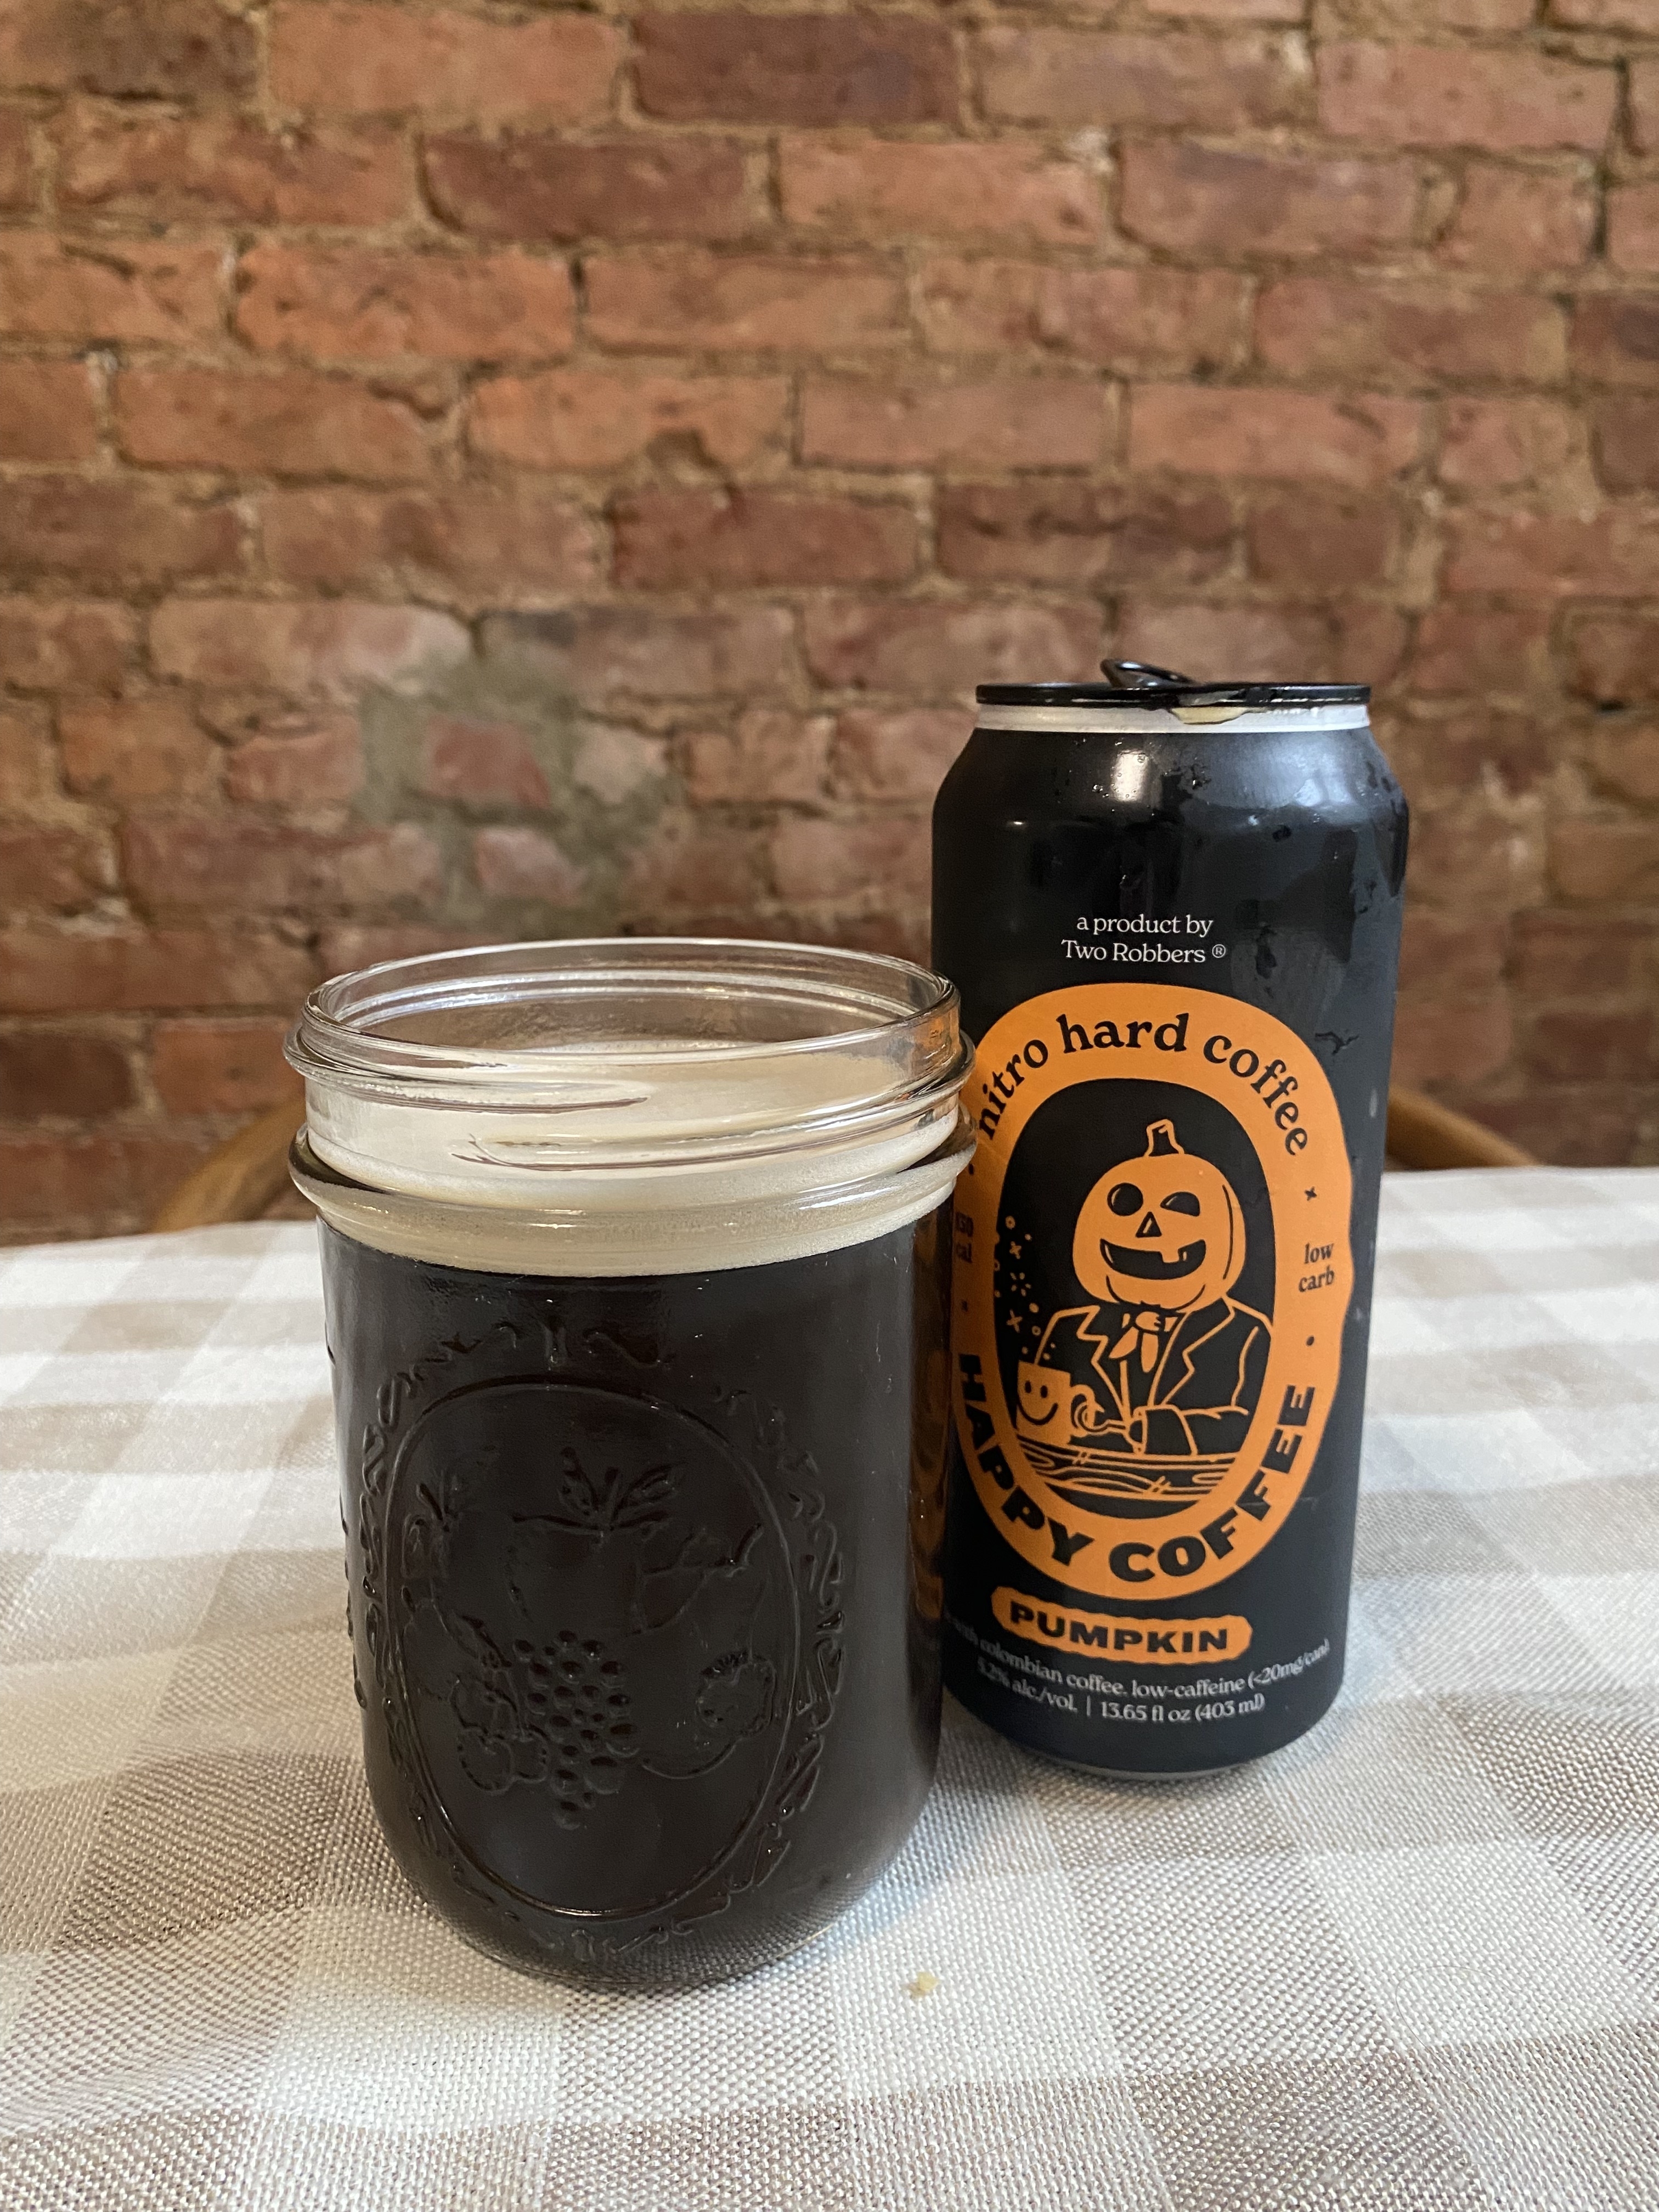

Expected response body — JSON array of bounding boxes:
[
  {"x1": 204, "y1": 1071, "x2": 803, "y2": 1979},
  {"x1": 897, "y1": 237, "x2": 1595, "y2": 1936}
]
[{"x1": 932, "y1": 663, "x2": 1408, "y2": 1774}]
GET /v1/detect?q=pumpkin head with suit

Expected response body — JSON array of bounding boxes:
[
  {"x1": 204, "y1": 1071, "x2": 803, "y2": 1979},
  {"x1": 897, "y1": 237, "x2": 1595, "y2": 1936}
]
[{"x1": 1015, "y1": 1119, "x2": 1271, "y2": 1474}]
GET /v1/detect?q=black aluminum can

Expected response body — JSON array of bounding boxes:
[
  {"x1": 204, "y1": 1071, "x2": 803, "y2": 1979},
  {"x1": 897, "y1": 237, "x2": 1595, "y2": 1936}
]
[{"x1": 933, "y1": 667, "x2": 1408, "y2": 1775}]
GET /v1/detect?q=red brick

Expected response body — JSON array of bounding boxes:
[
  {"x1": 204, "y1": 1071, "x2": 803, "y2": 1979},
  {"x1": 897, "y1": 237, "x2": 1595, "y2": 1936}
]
[
  {"x1": 681, "y1": 711, "x2": 831, "y2": 805},
  {"x1": 622, "y1": 817, "x2": 765, "y2": 919},
  {"x1": 1550, "y1": 0, "x2": 1659, "y2": 25},
  {"x1": 419, "y1": 716, "x2": 549, "y2": 810},
  {"x1": 1568, "y1": 616, "x2": 1659, "y2": 704},
  {"x1": 780, "y1": 139, "x2": 1096, "y2": 247},
  {"x1": 0, "y1": 109, "x2": 30, "y2": 208},
  {"x1": 802, "y1": 600, "x2": 1099, "y2": 695},
  {"x1": 1520, "y1": 1084, "x2": 1655, "y2": 1166},
  {"x1": 1445, "y1": 511, "x2": 1659, "y2": 597},
  {"x1": 0, "y1": 361, "x2": 97, "y2": 463},
  {"x1": 260, "y1": 488, "x2": 601, "y2": 597},
  {"x1": 150, "y1": 601, "x2": 469, "y2": 697},
  {"x1": 270, "y1": 3, "x2": 620, "y2": 123},
  {"x1": 1571, "y1": 296, "x2": 1659, "y2": 387},
  {"x1": 0, "y1": 599, "x2": 134, "y2": 693},
  {"x1": 316, "y1": 924, "x2": 476, "y2": 973},
  {"x1": 0, "y1": 235, "x2": 221, "y2": 343},
  {"x1": 116, "y1": 369, "x2": 429, "y2": 481},
  {"x1": 1635, "y1": 63, "x2": 1659, "y2": 158},
  {"x1": 1382, "y1": 703, "x2": 1555, "y2": 800},
  {"x1": 0, "y1": 706, "x2": 52, "y2": 809},
  {"x1": 573, "y1": 725, "x2": 674, "y2": 808},
  {"x1": 1440, "y1": 399, "x2": 1588, "y2": 494},
  {"x1": 1410, "y1": 802, "x2": 1543, "y2": 910},
  {"x1": 613, "y1": 491, "x2": 917, "y2": 589},
  {"x1": 153, "y1": 1019, "x2": 296, "y2": 1115},
  {"x1": 0, "y1": 0, "x2": 256, "y2": 98},
  {"x1": 770, "y1": 814, "x2": 929, "y2": 904},
  {"x1": 1146, "y1": 0, "x2": 1304, "y2": 14},
  {"x1": 60, "y1": 699, "x2": 218, "y2": 804},
  {"x1": 0, "y1": 928, "x2": 315, "y2": 1015},
  {"x1": 939, "y1": 484, "x2": 1233, "y2": 589},
  {"x1": 585, "y1": 252, "x2": 904, "y2": 353},
  {"x1": 800, "y1": 379, "x2": 1103, "y2": 470},
  {"x1": 978, "y1": 30, "x2": 1306, "y2": 130},
  {"x1": 1256, "y1": 280, "x2": 1567, "y2": 385},
  {"x1": 57, "y1": 112, "x2": 413, "y2": 225},
  {"x1": 811, "y1": 911, "x2": 928, "y2": 964},
  {"x1": 1522, "y1": 1007, "x2": 1657, "y2": 1082},
  {"x1": 324, "y1": 826, "x2": 446, "y2": 911},
  {"x1": 1513, "y1": 912, "x2": 1655, "y2": 997},
  {"x1": 1589, "y1": 720, "x2": 1659, "y2": 806},
  {"x1": 635, "y1": 13, "x2": 958, "y2": 126},
  {"x1": 1318, "y1": 43, "x2": 1617, "y2": 152},
  {"x1": 831, "y1": 710, "x2": 965, "y2": 803},
  {"x1": 1495, "y1": 1086, "x2": 1644, "y2": 1165},
  {"x1": 223, "y1": 712, "x2": 363, "y2": 805},
  {"x1": 0, "y1": 824, "x2": 113, "y2": 915},
  {"x1": 1398, "y1": 907, "x2": 1508, "y2": 997},
  {"x1": 1410, "y1": 605, "x2": 1554, "y2": 695},
  {"x1": 1550, "y1": 817, "x2": 1659, "y2": 901},
  {"x1": 0, "y1": 479, "x2": 240, "y2": 590},
  {"x1": 122, "y1": 815, "x2": 443, "y2": 915},
  {"x1": 1130, "y1": 387, "x2": 1421, "y2": 488},
  {"x1": 472, "y1": 826, "x2": 585, "y2": 905},
  {"x1": 470, "y1": 369, "x2": 787, "y2": 472},
  {"x1": 1391, "y1": 995, "x2": 1513, "y2": 1086},
  {"x1": 1437, "y1": 166, "x2": 1596, "y2": 276},
  {"x1": 1335, "y1": 604, "x2": 1409, "y2": 687},
  {"x1": 1246, "y1": 492, "x2": 1396, "y2": 592},
  {"x1": 1115, "y1": 603, "x2": 1339, "y2": 685},
  {"x1": 426, "y1": 135, "x2": 751, "y2": 245},
  {"x1": 916, "y1": 261, "x2": 1244, "y2": 377},
  {"x1": 236, "y1": 242, "x2": 573, "y2": 364},
  {"x1": 0, "y1": 1031, "x2": 133, "y2": 1119},
  {"x1": 0, "y1": 1132, "x2": 213, "y2": 1231},
  {"x1": 482, "y1": 606, "x2": 795, "y2": 702},
  {"x1": 1121, "y1": 143, "x2": 1418, "y2": 258},
  {"x1": 1609, "y1": 186, "x2": 1659, "y2": 279}
]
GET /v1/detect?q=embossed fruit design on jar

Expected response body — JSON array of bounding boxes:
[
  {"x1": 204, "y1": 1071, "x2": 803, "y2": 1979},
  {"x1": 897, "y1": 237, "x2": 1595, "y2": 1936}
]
[{"x1": 289, "y1": 940, "x2": 970, "y2": 1986}]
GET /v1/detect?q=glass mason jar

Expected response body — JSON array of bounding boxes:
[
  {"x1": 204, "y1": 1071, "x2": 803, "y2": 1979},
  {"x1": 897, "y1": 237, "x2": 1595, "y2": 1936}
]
[{"x1": 286, "y1": 939, "x2": 973, "y2": 1988}]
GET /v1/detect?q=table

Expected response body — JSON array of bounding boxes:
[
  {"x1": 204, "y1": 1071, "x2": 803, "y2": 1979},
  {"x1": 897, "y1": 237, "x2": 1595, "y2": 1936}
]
[{"x1": 2, "y1": 1171, "x2": 1657, "y2": 2211}]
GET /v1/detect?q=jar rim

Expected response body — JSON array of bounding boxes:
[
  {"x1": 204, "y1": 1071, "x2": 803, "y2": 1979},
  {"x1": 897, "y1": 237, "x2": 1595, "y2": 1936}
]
[
  {"x1": 286, "y1": 935, "x2": 963, "y2": 1114},
  {"x1": 285, "y1": 938, "x2": 972, "y2": 1267}
]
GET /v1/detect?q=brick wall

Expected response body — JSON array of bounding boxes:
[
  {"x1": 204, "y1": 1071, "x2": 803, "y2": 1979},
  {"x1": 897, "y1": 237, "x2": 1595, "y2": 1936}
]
[{"x1": 2, "y1": 0, "x2": 1657, "y2": 1241}]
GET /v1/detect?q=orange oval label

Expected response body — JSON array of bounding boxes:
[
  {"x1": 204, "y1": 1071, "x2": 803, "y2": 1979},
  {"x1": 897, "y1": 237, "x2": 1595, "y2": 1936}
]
[{"x1": 952, "y1": 984, "x2": 1352, "y2": 1602}]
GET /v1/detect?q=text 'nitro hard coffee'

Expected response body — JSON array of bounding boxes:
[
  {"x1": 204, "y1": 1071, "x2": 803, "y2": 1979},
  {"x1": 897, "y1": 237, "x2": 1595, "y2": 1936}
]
[{"x1": 933, "y1": 665, "x2": 1408, "y2": 1774}]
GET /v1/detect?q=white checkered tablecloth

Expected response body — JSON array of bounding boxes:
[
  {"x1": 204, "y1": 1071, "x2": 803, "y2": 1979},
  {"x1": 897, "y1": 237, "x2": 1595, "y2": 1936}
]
[{"x1": 2, "y1": 1171, "x2": 1657, "y2": 2211}]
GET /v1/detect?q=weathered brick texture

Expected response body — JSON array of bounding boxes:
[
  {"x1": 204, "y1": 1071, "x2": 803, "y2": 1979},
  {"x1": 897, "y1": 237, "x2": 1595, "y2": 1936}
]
[{"x1": 1, "y1": 0, "x2": 1656, "y2": 1237}]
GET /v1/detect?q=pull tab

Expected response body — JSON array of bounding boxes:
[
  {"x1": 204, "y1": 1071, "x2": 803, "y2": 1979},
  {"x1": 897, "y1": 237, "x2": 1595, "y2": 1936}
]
[{"x1": 1100, "y1": 659, "x2": 1191, "y2": 689}]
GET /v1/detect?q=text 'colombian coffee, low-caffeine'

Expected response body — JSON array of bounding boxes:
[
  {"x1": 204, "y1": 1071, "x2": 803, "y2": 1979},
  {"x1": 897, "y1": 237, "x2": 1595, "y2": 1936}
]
[{"x1": 933, "y1": 663, "x2": 1408, "y2": 1774}]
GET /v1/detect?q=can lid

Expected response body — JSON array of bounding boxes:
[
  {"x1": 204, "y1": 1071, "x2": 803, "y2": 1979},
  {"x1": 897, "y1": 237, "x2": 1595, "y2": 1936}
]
[{"x1": 975, "y1": 660, "x2": 1371, "y2": 709}]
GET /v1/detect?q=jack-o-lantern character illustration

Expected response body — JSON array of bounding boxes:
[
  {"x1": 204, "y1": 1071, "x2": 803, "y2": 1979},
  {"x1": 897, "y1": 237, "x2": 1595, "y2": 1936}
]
[
  {"x1": 1012, "y1": 1119, "x2": 1271, "y2": 1510},
  {"x1": 1073, "y1": 1117, "x2": 1245, "y2": 1322}
]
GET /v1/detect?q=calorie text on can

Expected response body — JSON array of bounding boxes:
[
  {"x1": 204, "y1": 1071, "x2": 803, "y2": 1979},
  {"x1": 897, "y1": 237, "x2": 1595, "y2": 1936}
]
[{"x1": 932, "y1": 665, "x2": 1408, "y2": 1776}]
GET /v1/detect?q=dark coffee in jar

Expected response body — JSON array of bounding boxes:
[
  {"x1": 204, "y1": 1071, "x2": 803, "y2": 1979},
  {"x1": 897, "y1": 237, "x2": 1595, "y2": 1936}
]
[
  {"x1": 932, "y1": 666, "x2": 1407, "y2": 1775},
  {"x1": 287, "y1": 939, "x2": 970, "y2": 1985}
]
